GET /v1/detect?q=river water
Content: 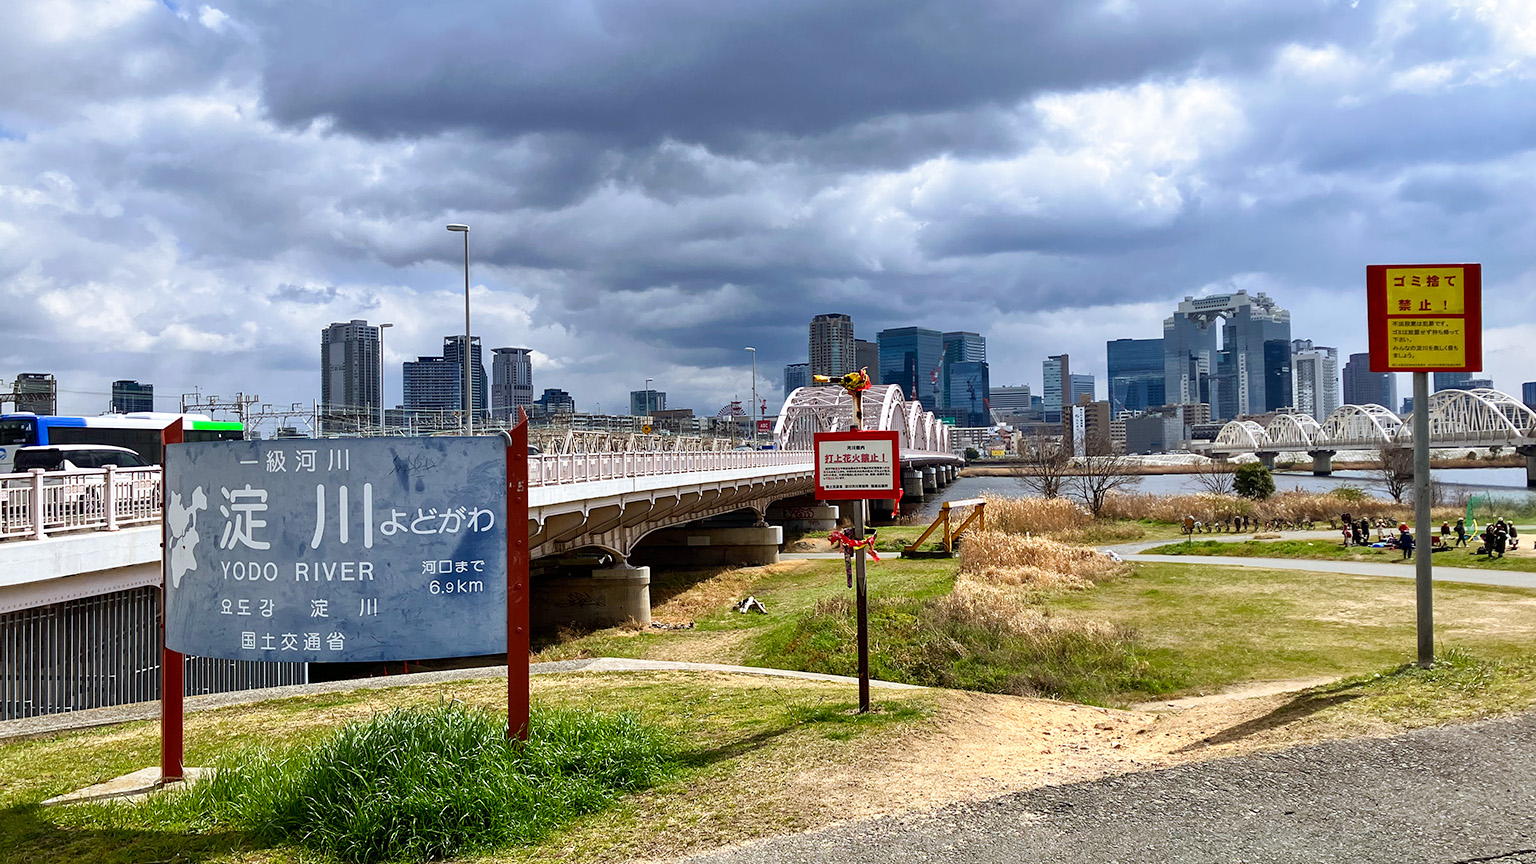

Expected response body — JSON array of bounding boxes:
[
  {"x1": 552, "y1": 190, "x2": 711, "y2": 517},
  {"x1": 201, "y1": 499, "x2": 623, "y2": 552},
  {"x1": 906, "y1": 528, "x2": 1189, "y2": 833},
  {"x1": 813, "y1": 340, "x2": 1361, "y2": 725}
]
[{"x1": 910, "y1": 466, "x2": 1533, "y2": 521}]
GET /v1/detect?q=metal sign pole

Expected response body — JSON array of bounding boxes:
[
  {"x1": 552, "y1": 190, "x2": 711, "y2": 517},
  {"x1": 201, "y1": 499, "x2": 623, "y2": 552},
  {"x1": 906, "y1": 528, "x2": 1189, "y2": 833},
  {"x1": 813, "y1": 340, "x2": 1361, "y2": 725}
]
[
  {"x1": 1413, "y1": 371, "x2": 1434, "y2": 667},
  {"x1": 851, "y1": 389, "x2": 870, "y2": 713},
  {"x1": 160, "y1": 419, "x2": 185, "y2": 783},
  {"x1": 505, "y1": 410, "x2": 531, "y2": 739}
]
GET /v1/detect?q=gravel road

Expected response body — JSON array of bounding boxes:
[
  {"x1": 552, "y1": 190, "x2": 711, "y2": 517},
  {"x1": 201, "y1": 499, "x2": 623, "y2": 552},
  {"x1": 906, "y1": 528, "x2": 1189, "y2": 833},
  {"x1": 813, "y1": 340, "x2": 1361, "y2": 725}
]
[{"x1": 681, "y1": 711, "x2": 1536, "y2": 864}]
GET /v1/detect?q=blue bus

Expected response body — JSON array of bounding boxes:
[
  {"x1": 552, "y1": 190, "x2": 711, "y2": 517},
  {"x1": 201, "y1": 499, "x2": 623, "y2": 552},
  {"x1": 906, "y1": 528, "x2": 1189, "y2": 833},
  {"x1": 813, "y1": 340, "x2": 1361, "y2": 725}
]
[{"x1": 0, "y1": 413, "x2": 245, "y2": 474}]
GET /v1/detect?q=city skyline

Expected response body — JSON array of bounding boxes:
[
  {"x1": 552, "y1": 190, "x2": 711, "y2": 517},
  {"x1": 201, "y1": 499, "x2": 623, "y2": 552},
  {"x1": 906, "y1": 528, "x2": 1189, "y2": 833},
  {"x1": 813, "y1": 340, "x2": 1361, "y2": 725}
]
[{"x1": 4, "y1": 4, "x2": 1534, "y2": 418}]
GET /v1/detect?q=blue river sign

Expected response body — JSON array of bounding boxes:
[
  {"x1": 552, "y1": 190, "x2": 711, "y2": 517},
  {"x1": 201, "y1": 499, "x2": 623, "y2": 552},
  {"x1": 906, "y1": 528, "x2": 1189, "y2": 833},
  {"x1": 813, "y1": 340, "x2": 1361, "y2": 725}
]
[{"x1": 164, "y1": 437, "x2": 508, "y2": 662}]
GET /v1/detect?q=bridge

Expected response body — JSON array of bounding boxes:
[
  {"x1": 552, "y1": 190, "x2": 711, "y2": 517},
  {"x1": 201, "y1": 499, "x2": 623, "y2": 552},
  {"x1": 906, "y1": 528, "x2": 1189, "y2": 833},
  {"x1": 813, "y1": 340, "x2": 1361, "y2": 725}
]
[
  {"x1": 1204, "y1": 388, "x2": 1536, "y2": 482},
  {"x1": 0, "y1": 386, "x2": 960, "y2": 719}
]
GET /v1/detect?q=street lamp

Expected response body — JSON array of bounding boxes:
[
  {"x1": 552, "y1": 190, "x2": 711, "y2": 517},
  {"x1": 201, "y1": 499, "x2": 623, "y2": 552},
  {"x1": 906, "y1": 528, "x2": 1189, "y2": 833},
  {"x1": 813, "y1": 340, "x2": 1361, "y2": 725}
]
[
  {"x1": 378, "y1": 322, "x2": 393, "y2": 435},
  {"x1": 745, "y1": 347, "x2": 757, "y2": 447},
  {"x1": 644, "y1": 377, "x2": 652, "y2": 417},
  {"x1": 446, "y1": 224, "x2": 471, "y2": 435}
]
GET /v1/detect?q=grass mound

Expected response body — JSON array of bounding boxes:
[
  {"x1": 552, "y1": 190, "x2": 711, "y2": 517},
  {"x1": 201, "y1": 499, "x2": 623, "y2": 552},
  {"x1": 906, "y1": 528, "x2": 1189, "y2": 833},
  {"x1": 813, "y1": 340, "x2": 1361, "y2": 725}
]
[
  {"x1": 774, "y1": 591, "x2": 1154, "y2": 704},
  {"x1": 157, "y1": 702, "x2": 674, "y2": 863}
]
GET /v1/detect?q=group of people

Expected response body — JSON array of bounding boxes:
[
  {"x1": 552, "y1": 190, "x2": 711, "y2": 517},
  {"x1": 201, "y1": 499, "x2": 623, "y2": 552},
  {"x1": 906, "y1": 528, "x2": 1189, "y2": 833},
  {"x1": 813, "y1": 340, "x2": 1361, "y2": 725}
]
[{"x1": 1341, "y1": 512, "x2": 1521, "y2": 560}]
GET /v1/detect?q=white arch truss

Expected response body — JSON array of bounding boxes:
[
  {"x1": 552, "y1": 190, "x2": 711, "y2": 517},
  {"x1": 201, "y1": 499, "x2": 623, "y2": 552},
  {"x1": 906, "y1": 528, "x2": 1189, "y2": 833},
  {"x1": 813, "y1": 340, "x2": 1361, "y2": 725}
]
[
  {"x1": 1397, "y1": 388, "x2": 1536, "y2": 445},
  {"x1": 1316, "y1": 404, "x2": 1402, "y2": 448},
  {"x1": 775, "y1": 383, "x2": 947, "y2": 452},
  {"x1": 1265, "y1": 413, "x2": 1321, "y2": 450},
  {"x1": 1214, "y1": 420, "x2": 1271, "y2": 450}
]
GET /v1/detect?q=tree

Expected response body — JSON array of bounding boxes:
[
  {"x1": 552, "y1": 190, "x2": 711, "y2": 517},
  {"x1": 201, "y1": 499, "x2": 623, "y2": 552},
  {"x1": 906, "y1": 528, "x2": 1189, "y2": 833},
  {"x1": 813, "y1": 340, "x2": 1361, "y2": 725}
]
[
  {"x1": 1191, "y1": 459, "x2": 1236, "y2": 496},
  {"x1": 1233, "y1": 462, "x2": 1274, "y2": 500},
  {"x1": 1014, "y1": 430, "x2": 1070, "y2": 499},
  {"x1": 1068, "y1": 436, "x2": 1144, "y2": 517},
  {"x1": 1376, "y1": 443, "x2": 1414, "y2": 503},
  {"x1": 963, "y1": 446, "x2": 980, "y2": 461}
]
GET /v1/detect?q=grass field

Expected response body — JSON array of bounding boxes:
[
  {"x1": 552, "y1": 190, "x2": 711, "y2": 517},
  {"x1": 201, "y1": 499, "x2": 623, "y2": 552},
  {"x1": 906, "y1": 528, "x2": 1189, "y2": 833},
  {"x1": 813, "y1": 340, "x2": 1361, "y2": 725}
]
[{"x1": 1143, "y1": 537, "x2": 1536, "y2": 573}]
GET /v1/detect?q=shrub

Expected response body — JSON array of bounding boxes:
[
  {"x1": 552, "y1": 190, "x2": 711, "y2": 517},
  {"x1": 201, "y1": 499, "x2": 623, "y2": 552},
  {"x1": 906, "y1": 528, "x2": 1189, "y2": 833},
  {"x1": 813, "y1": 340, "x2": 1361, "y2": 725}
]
[
  {"x1": 1234, "y1": 463, "x2": 1275, "y2": 499},
  {"x1": 964, "y1": 447, "x2": 980, "y2": 460},
  {"x1": 161, "y1": 703, "x2": 674, "y2": 863}
]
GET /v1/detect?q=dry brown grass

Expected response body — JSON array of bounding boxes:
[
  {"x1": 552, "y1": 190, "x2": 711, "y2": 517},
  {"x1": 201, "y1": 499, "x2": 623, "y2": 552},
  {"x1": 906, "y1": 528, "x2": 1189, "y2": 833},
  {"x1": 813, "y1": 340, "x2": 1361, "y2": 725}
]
[
  {"x1": 980, "y1": 495, "x2": 1091, "y2": 535},
  {"x1": 1096, "y1": 490, "x2": 1461, "y2": 526},
  {"x1": 958, "y1": 531, "x2": 1129, "y2": 590},
  {"x1": 650, "y1": 562, "x2": 804, "y2": 623},
  {"x1": 931, "y1": 580, "x2": 1123, "y2": 641}
]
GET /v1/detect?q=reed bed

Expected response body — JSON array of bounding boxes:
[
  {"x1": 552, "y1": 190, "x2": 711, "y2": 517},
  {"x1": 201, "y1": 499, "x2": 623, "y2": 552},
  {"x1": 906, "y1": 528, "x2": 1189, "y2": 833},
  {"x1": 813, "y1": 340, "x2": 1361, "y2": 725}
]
[
  {"x1": 980, "y1": 495, "x2": 1091, "y2": 535},
  {"x1": 1095, "y1": 490, "x2": 1459, "y2": 526},
  {"x1": 958, "y1": 530, "x2": 1128, "y2": 589}
]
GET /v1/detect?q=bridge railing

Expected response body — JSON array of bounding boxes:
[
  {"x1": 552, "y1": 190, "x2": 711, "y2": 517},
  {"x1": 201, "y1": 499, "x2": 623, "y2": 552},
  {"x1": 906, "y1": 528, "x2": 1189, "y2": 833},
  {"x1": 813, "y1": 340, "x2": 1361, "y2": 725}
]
[
  {"x1": 530, "y1": 448, "x2": 813, "y2": 485},
  {"x1": 1, "y1": 467, "x2": 163, "y2": 541}
]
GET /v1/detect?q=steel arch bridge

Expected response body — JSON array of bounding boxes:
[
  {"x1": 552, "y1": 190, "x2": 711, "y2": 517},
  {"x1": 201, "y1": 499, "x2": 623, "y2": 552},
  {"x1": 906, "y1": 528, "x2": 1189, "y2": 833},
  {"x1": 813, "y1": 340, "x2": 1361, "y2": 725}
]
[
  {"x1": 774, "y1": 384, "x2": 956, "y2": 460},
  {"x1": 1209, "y1": 389, "x2": 1536, "y2": 455}
]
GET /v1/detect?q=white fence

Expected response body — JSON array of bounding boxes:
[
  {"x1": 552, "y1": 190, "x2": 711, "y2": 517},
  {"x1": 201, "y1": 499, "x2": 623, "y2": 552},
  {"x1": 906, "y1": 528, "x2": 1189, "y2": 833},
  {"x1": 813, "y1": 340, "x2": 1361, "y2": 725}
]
[
  {"x1": 1, "y1": 467, "x2": 163, "y2": 541},
  {"x1": 1, "y1": 451, "x2": 818, "y2": 541}
]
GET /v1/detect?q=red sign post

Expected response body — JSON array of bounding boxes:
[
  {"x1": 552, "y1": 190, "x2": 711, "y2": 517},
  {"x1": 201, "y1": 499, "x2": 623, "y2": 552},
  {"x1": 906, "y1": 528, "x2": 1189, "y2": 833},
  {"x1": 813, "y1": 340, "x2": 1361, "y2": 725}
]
[
  {"x1": 1367, "y1": 262, "x2": 1482, "y2": 669},
  {"x1": 814, "y1": 430, "x2": 901, "y2": 712}
]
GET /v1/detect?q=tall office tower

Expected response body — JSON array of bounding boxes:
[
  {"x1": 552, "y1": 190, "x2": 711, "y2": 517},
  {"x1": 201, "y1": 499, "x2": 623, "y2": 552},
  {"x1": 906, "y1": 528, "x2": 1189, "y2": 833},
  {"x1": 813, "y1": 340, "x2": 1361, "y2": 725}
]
[
  {"x1": 535, "y1": 388, "x2": 576, "y2": 415},
  {"x1": 321, "y1": 320, "x2": 381, "y2": 425},
  {"x1": 1069, "y1": 373, "x2": 1095, "y2": 406},
  {"x1": 1434, "y1": 371, "x2": 1473, "y2": 391},
  {"x1": 1524, "y1": 382, "x2": 1536, "y2": 410},
  {"x1": 404, "y1": 336, "x2": 487, "y2": 415},
  {"x1": 14, "y1": 373, "x2": 56, "y2": 415},
  {"x1": 1043, "y1": 354, "x2": 1069, "y2": 423},
  {"x1": 943, "y1": 361, "x2": 991, "y2": 426},
  {"x1": 491, "y1": 347, "x2": 533, "y2": 421},
  {"x1": 942, "y1": 331, "x2": 986, "y2": 362},
  {"x1": 630, "y1": 390, "x2": 666, "y2": 415},
  {"x1": 878, "y1": 327, "x2": 944, "y2": 411},
  {"x1": 855, "y1": 339, "x2": 880, "y2": 383},
  {"x1": 443, "y1": 335, "x2": 488, "y2": 417},
  {"x1": 1107, "y1": 338, "x2": 1165, "y2": 414},
  {"x1": 1342, "y1": 352, "x2": 1397, "y2": 409},
  {"x1": 1290, "y1": 340, "x2": 1340, "y2": 422},
  {"x1": 783, "y1": 363, "x2": 809, "y2": 395},
  {"x1": 1163, "y1": 291, "x2": 1291, "y2": 421},
  {"x1": 809, "y1": 313, "x2": 856, "y2": 380},
  {"x1": 989, "y1": 384, "x2": 1031, "y2": 415},
  {"x1": 110, "y1": 380, "x2": 154, "y2": 413}
]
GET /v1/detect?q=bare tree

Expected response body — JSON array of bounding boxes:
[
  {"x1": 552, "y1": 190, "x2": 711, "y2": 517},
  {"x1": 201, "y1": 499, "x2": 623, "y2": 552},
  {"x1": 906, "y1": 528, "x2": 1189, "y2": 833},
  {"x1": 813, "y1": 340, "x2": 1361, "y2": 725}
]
[
  {"x1": 1190, "y1": 459, "x2": 1236, "y2": 496},
  {"x1": 1377, "y1": 443, "x2": 1414, "y2": 503},
  {"x1": 1068, "y1": 434, "x2": 1144, "y2": 517},
  {"x1": 1014, "y1": 430, "x2": 1071, "y2": 499}
]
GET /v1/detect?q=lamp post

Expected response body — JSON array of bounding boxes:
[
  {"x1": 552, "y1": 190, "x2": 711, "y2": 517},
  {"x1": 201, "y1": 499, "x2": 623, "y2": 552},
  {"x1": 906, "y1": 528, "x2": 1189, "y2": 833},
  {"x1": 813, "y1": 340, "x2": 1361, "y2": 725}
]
[
  {"x1": 745, "y1": 346, "x2": 757, "y2": 447},
  {"x1": 378, "y1": 322, "x2": 393, "y2": 435},
  {"x1": 446, "y1": 224, "x2": 471, "y2": 435},
  {"x1": 644, "y1": 377, "x2": 652, "y2": 417}
]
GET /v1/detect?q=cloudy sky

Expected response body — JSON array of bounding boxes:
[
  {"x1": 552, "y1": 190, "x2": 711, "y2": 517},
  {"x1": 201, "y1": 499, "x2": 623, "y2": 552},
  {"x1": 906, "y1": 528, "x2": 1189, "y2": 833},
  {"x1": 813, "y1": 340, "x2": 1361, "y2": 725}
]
[{"x1": 3, "y1": 0, "x2": 1534, "y2": 425}]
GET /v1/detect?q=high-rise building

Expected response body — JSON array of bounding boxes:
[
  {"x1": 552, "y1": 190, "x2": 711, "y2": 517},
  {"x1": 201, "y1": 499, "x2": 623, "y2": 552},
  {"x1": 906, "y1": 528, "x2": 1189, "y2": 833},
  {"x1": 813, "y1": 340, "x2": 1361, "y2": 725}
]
[
  {"x1": 809, "y1": 313, "x2": 856, "y2": 380},
  {"x1": 1069, "y1": 373, "x2": 1094, "y2": 406},
  {"x1": 534, "y1": 388, "x2": 575, "y2": 416},
  {"x1": 1107, "y1": 338, "x2": 1165, "y2": 414},
  {"x1": 110, "y1": 380, "x2": 154, "y2": 413},
  {"x1": 321, "y1": 320, "x2": 380, "y2": 427},
  {"x1": 1342, "y1": 352, "x2": 1396, "y2": 409},
  {"x1": 1290, "y1": 340, "x2": 1339, "y2": 422},
  {"x1": 491, "y1": 347, "x2": 533, "y2": 421},
  {"x1": 1434, "y1": 371, "x2": 1473, "y2": 392},
  {"x1": 942, "y1": 360, "x2": 991, "y2": 427},
  {"x1": 1043, "y1": 354, "x2": 1069, "y2": 424},
  {"x1": 878, "y1": 327, "x2": 944, "y2": 410},
  {"x1": 1163, "y1": 291, "x2": 1291, "y2": 421},
  {"x1": 13, "y1": 373, "x2": 56, "y2": 415},
  {"x1": 942, "y1": 332, "x2": 986, "y2": 363},
  {"x1": 783, "y1": 363, "x2": 810, "y2": 396},
  {"x1": 855, "y1": 339, "x2": 880, "y2": 384},
  {"x1": 989, "y1": 385, "x2": 1031, "y2": 415},
  {"x1": 403, "y1": 335, "x2": 487, "y2": 416},
  {"x1": 1524, "y1": 382, "x2": 1536, "y2": 411},
  {"x1": 630, "y1": 390, "x2": 666, "y2": 415}
]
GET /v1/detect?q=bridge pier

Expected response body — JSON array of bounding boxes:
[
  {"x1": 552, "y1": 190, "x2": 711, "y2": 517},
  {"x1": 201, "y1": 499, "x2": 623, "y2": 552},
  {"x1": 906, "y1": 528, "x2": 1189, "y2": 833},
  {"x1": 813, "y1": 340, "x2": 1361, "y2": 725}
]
[
  {"x1": 1519, "y1": 445, "x2": 1536, "y2": 488},
  {"x1": 766, "y1": 496, "x2": 840, "y2": 532},
  {"x1": 902, "y1": 468, "x2": 925, "y2": 501},
  {"x1": 1309, "y1": 449, "x2": 1337, "y2": 476},
  {"x1": 922, "y1": 467, "x2": 938, "y2": 494},
  {"x1": 869, "y1": 497, "x2": 895, "y2": 523},
  {"x1": 630, "y1": 521, "x2": 784, "y2": 568},
  {"x1": 532, "y1": 556, "x2": 653, "y2": 631},
  {"x1": 1254, "y1": 451, "x2": 1278, "y2": 470}
]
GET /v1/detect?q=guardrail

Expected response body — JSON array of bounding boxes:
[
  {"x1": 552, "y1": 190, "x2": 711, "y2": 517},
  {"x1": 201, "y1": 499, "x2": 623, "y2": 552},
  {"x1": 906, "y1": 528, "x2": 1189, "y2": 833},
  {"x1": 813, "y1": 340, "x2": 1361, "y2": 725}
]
[
  {"x1": 1, "y1": 466, "x2": 163, "y2": 541},
  {"x1": 529, "y1": 448, "x2": 813, "y2": 485}
]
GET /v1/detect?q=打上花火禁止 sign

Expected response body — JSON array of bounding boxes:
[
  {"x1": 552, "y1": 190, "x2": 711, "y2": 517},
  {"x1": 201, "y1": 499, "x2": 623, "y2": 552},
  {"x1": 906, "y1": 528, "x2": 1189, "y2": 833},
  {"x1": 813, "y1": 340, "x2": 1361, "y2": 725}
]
[
  {"x1": 163, "y1": 438, "x2": 507, "y2": 663},
  {"x1": 814, "y1": 431, "x2": 900, "y2": 500}
]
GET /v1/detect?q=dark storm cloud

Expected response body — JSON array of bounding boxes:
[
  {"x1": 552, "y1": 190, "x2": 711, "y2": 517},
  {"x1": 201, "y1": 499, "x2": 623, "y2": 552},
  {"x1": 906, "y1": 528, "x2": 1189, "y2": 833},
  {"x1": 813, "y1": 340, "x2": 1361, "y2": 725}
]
[{"x1": 250, "y1": 0, "x2": 1350, "y2": 150}]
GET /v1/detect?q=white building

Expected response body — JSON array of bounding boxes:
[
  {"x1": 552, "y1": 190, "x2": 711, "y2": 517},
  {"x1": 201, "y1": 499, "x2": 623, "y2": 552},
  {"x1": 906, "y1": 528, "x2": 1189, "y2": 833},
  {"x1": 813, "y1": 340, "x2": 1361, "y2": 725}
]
[{"x1": 1291, "y1": 339, "x2": 1339, "y2": 422}]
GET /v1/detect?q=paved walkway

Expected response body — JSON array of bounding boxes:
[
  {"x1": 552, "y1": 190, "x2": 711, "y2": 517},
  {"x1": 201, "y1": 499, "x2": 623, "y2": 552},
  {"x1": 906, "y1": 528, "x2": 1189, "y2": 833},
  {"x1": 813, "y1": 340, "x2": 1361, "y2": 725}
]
[
  {"x1": 1105, "y1": 532, "x2": 1536, "y2": 590},
  {"x1": 0, "y1": 658, "x2": 918, "y2": 742},
  {"x1": 682, "y1": 710, "x2": 1536, "y2": 863}
]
